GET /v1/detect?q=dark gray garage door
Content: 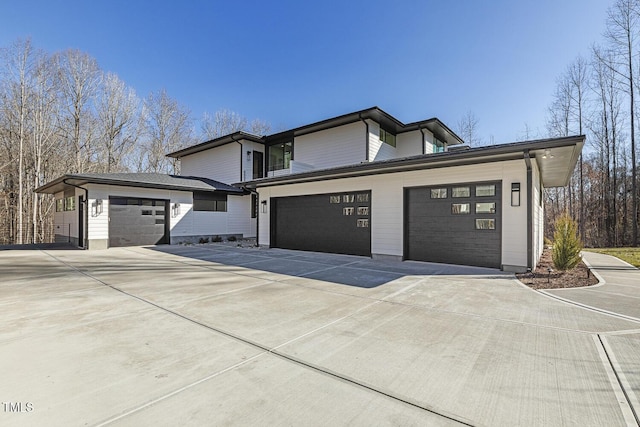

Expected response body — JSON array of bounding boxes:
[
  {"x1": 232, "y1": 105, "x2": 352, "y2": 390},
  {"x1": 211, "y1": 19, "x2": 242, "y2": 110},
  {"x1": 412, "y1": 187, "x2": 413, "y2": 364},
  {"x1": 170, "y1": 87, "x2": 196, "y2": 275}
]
[
  {"x1": 405, "y1": 181, "x2": 501, "y2": 268},
  {"x1": 109, "y1": 197, "x2": 169, "y2": 247},
  {"x1": 271, "y1": 191, "x2": 371, "y2": 256}
]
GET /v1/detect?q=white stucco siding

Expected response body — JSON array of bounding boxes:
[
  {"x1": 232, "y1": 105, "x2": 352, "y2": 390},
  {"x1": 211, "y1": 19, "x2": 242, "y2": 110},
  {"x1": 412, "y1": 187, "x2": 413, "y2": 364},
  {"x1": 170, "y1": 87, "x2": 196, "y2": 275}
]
[
  {"x1": 180, "y1": 142, "x2": 241, "y2": 184},
  {"x1": 295, "y1": 122, "x2": 365, "y2": 169},
  {"x1": 258, "y1": 159, "x2": 531, "y2": 270}
]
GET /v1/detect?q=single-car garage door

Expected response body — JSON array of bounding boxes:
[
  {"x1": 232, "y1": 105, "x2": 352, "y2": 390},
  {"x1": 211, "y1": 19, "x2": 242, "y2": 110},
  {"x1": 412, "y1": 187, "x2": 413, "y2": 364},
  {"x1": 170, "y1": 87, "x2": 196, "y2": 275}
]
[
  {"x1": 271, "y1": 191, "x2": 371, "y2": 256},
  {"x1": 405, "y1": 181, "x2": 501, "y2": 268},
  {"x1": 109, "y1": 197, "x2": 169, "y2": 247}
]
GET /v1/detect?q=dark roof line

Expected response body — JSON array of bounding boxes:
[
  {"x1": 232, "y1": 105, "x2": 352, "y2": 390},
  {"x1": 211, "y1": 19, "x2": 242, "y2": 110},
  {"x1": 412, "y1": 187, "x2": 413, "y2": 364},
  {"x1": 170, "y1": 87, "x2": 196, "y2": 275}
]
[
  {"x1": 35, "y1": 173, "x2": 244, "y2": 194},
  {"x1": 167, "y1": 131, "x2": 264, "y2": 159},
  {"x1": 167, "y1": 106, "x2": 465, "y2": 158},
  {"x1": 240, "y1": 135, "x2": 586, "y2": 188}
]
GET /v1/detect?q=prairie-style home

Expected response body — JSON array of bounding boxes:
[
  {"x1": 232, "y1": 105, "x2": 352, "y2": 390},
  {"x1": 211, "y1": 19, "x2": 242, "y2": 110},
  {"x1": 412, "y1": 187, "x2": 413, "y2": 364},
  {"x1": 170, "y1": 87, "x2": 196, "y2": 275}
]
[{"x1": 37, "y1": 106, "x2": 584, "y2": 272}]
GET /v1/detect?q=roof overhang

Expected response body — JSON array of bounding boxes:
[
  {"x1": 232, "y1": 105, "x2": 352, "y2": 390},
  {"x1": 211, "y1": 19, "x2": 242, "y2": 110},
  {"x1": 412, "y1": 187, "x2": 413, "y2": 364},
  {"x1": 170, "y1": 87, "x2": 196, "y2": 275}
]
[
  {"x1": 241, "y1": 135, "x2": 585, "y2": 189},
  {"x1": 265, "y1": 107, "x2": 464, "y2": 146},
  {"x1": 35, "y1": 174, "x2": 245, "y2": 195},
  {"x1": 167, "y1": 131, "x2": 264, "y2": 159}
]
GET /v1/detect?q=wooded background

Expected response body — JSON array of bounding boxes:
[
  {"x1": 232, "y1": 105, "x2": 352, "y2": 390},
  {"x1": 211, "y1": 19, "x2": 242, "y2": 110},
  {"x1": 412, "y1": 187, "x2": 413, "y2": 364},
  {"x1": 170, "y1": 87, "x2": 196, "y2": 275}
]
[
  {"x1": 1, "y1": 0, "x2": 639, "y2": 247},
  {"x1": 0, "y1": 39, "x2": 269, "y2": 245}
]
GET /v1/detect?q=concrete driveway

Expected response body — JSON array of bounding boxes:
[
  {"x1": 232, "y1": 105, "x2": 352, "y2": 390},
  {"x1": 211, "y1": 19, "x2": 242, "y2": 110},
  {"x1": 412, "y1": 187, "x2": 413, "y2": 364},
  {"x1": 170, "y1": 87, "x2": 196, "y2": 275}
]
[{"x1": 1, "y1": 245, "x2": 639, "y2": 426}]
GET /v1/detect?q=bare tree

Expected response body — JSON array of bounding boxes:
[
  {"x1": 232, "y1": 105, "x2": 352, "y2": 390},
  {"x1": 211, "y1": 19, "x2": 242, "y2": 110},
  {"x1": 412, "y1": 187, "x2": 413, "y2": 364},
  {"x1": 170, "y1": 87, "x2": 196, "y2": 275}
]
[
  {"x1": 53, "y1": 49, "x2": 101, "y2": 173},
  {"x1": 201, "y1": 109, "x2": 248, "y2": 140},
  {"x1": 200, "y1": 109, "x2": 271, "y2": 140},
  {"x1": 30, "y1": 52, "x2": 60, "y2": 243},
  {"x1": 139, "y1": 89, "x2": 192, "y2": 174},
  {"x1": 456, "y1": 110, "x2": 482, "y2": 146},
  {"x1": 0, "y1": 39, "x2": 37, "y2": 244},
  {"x1": 599, "y1": 0, "x2": 639, "y2": 245},
  {"x1": 96, "y1": 72, "x2": 140, "y2": 172}
]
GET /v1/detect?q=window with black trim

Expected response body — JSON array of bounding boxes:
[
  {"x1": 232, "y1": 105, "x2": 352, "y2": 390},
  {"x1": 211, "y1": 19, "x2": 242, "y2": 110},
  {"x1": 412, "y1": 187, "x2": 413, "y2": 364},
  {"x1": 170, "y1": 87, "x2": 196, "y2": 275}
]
[
  {"x1": 193, "y1": 192, "x2": 228, "y2": 212},
  {"x1": 476, "y1": 184, "x2": 496, "y2": 197},
  {"x1": 56, "y1": 199, "x2": 64, "y2": 212},
  {"x1": 451, "y1": 203, "x2": 470, "y2": 214},
  {"x1": 268, "y1": 141, "x2": 293, "y2": 172},
  {"x1": 379, "y1": 129, "x2": 396, "y2": 147},
  {"x1": 452, "y1": 186, "x2": 470, "y2": 198},
  {"x1": 64, "y1": 196, "x2": 75, "y2": 211},
  {"x1": 476, "y1": 219, "x2": 496, "y2": 230},
  {"x1": 476, "y1": 203, "x2": 496, "y2": 214},
  {"x1": 430, "y1": 188, "x2": 447, "y2": 199},
  {"x1": 251, "y1": 194, "x2": 258, "y2": 218}
]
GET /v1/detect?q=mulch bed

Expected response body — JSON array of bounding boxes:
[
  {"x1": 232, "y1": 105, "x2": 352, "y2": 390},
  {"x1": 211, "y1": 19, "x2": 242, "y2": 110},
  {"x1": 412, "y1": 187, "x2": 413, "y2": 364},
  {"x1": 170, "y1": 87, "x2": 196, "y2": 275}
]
[{"x1": 516, "y1": 248, "x2": 600, "y2": 290}]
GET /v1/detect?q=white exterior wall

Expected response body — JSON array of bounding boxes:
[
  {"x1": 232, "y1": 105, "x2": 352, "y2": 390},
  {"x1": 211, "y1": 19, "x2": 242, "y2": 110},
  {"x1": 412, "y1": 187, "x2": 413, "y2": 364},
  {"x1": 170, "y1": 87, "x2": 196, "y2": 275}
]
[
  {"x1": 423, "y1": 130, "x2": 436, "y2": 154},
  {"x1": 242, "y1": 141, "x2": 265, "y2": 182},
  {"x1": 532, "y1": 160, "x2": 544, "y2": 270},
  {"x1": 368, "y1": 120, "x2": 397, "y2": 161},
  {"x1": 258, "y1": 159, "x2": 531, "y2": 270},
  {"x1": 84, "y1": 184, "x2": 255, "y2": 248},
  {"x1": 294, "y1": 122, "x2": 365, "y2": 169},
  {"x1": 180, "y1": 142, "x2": 241, "y2": 184},
  {"x1": 53, "y1": 190, "x2": 79, "y2": 242},
  {"x1": 396, "y1": 130, "x2": 424, "y2": 158}
]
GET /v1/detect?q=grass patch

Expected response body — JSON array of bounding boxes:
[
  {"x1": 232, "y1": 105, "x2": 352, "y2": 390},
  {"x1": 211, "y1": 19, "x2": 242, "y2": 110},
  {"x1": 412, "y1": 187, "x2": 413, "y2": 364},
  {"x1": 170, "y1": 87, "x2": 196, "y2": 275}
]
[{"x1": 584, "y1": 248, "x2": 640, "y2": 267}]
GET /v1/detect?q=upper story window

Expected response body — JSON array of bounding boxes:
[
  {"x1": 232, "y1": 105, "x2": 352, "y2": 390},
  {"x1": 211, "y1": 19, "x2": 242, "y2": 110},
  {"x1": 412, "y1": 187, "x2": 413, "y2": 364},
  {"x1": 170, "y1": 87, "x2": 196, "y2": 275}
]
[
  {"x1": 268, "y1": 141, "x2": 293, "y2": 172},
  {"x1": 433, "y1": 137, "x2": 445, "y2": 153},
  {"x1": 379, "y1": 129, "x2": 396, "y2": 147}
]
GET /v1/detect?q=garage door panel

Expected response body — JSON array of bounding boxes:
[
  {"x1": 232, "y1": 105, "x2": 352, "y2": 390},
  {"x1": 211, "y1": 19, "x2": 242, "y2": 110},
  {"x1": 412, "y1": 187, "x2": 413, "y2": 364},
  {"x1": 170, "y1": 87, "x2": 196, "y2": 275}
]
[
  {"x1": 109, "y1": 197, "x2": 169, "y2": 247},
  {"x1": 272, "y1": 191, "x2": 371, "y2": 257},
  {"x1": 405, "y1": 182, "x2": 501, "y2": 269}
]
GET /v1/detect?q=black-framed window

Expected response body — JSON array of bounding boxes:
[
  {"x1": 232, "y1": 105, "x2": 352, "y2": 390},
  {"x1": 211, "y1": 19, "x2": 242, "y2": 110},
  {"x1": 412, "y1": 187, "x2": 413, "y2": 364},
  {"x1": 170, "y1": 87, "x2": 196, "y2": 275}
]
[
  {"x1": 251, "y1": 194, "x2": 258, "y2": 218},
  {"x1": 268, "y1": 141, "x2": 293, "y2": 172},
  {"x1": 379, "y1": 129, "x2": 396, "y2": 147},
  {"x1": 193, "y1": 192, "x2": 228, "y2": 212}
]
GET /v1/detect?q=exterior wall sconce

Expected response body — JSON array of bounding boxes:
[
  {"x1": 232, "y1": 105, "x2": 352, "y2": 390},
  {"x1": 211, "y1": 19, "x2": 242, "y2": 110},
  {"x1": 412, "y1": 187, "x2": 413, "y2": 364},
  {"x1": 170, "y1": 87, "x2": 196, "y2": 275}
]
[
  {"x1": 261, "y1": 200, "x2": 267, "y2": 213},
  {"x1": 172, "y1": 203, "x2": 181, "y2": 217},
  {"x1": 511, "y1": 183, "x2": 521, "y2": 207},
  {"x1": 247, "y1": 150, "x2": 252, "y2": 161},
  {"x1": 92, "y1": 199, "x2": 103, "y2": 217}
]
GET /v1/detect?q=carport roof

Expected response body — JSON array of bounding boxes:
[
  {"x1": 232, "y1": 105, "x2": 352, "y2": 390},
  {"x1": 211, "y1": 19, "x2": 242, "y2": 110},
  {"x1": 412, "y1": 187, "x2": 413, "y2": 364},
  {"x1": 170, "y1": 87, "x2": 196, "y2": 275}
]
[
  {"x1": 242, "y1": 135, "x2": 585, "y2": 188},
  {"x1": 35, "y1": 173, "x2": 245, "y2": 195}
]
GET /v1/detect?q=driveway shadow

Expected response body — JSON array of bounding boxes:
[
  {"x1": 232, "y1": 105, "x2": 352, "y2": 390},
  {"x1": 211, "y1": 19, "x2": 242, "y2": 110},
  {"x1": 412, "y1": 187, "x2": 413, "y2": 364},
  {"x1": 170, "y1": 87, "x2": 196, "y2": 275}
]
[{"x1": 147, "y1": 244, "x2": 510, "y2": 288}]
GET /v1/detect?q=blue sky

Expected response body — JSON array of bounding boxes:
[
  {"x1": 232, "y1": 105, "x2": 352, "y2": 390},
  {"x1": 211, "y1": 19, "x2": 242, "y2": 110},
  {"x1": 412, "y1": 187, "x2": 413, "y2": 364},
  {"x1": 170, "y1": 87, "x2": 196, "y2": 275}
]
[{"x1": 1, "y1": 0, "x2": 611, "y2": 144}]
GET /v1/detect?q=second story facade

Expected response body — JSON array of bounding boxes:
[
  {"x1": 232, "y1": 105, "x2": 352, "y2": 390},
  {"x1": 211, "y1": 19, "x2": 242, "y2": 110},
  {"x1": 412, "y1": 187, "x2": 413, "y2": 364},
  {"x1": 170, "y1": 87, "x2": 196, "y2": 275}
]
[{"x1": 168, "y1": 107, "x2": 465, "y2": 185}]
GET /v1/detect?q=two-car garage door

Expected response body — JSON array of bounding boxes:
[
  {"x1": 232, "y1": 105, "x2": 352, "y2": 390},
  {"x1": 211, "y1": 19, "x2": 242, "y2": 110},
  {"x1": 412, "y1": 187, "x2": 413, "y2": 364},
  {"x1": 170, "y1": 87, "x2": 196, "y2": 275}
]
[{"x1": 270, "y1": 191, "x2": 371, "y2": 256}]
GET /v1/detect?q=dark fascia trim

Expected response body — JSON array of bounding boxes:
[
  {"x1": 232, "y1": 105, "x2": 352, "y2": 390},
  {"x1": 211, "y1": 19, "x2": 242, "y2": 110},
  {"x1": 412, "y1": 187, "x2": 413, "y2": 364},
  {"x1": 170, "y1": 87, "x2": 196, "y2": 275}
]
[
  {"x1": 242, "y1": 135, "x2": 585, "y2": 189},
  {"x1": 263, "y1": 106, "x2": 465, "y2": 146},
  {"x1": 36, "y1": 175, "x2": 245, "y2": 195},
  {"x1": 167, "y1": 107, "x2": 465, "y2": 158},
  {"x1": 167, "y1": 131, "x2": 264, "y2": 159}
]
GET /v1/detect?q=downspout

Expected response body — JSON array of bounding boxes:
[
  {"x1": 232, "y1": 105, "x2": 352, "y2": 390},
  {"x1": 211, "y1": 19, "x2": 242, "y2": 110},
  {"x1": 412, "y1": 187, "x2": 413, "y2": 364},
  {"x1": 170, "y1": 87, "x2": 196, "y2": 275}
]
[
  {"x1": 63, "y1": 179, "x2": 88, "y2": 250},
  {"x1": 230, "y1": 134, "x2": 244, "y2": 182},
  {"x1": 360, "y1": 114, "x2": 369, "y2": 162},
  {"x1": 419, "y1": 126, "x2": 426, "y2": 155},
  {"x1": 524, "y1": 150, "x2": 533, "y2": 271}
]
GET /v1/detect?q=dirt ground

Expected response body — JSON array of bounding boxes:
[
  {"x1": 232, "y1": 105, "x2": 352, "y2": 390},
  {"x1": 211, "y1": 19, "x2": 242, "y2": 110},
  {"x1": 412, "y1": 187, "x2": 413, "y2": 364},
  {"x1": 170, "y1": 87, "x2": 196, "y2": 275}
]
[{"x1": 517, "y1": 248, "x2": 599, "y2": 290}]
